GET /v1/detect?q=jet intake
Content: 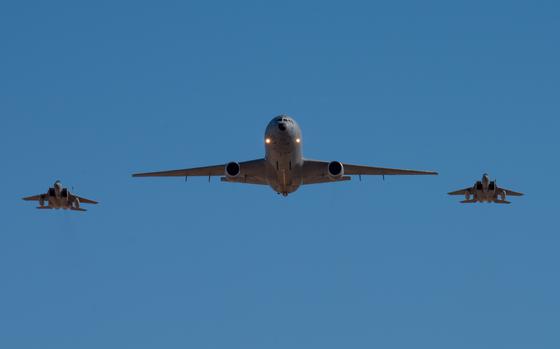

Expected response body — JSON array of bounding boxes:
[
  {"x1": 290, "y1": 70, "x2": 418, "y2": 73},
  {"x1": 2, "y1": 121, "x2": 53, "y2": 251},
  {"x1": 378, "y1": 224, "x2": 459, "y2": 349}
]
[
  {"x1": 327, "y1": 161, "x2": 344, "y2": 179},
  {"x1": 225, "y1": 162, "x2": 241, "y2": 178},
  {"x1": 499, "y1": 190, "x2": 507, "y2": 201}
]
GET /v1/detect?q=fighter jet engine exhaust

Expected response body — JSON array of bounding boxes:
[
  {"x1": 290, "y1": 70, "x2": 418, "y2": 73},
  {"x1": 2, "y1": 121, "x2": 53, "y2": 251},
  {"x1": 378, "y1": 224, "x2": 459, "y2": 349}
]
[
  {"x1": 327, "y1": 161, "x2": 344, "y2": 179},
  {"x1": 225, "y1": 162, "x2": 241, "y2": 178}
]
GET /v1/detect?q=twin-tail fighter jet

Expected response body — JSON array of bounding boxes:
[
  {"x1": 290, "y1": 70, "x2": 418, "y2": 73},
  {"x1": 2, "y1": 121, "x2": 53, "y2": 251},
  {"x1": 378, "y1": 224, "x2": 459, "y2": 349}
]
[
  {"x1": 22, "y1": 180, "x2": 98, "y2": 211},
  {"x1": 133, "y1": 115, "x2": 438, "y2": 196},
  {"x1": 448, "y1": 173, "x2": 523, "y2": 204}
]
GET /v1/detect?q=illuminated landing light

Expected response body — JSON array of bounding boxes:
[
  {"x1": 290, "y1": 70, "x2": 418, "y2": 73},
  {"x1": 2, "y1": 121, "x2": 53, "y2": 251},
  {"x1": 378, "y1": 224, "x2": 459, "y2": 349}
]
[
  {"x1": 296, "y1": 138, "x2": 301, "y2": 143},
  {"x1": 265, "y1": 138, "x2": 271, "y2": 144}
]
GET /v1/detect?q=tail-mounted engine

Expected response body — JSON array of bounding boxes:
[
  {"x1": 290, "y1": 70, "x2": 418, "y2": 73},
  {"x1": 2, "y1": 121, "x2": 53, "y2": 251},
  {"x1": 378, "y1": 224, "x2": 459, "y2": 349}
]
[
  {"x1": 327, "y1": 161, "x2": 344, "y2": 179},
  {"x1": 225, "y1": 162, "x2": 241, "y2": 178}
]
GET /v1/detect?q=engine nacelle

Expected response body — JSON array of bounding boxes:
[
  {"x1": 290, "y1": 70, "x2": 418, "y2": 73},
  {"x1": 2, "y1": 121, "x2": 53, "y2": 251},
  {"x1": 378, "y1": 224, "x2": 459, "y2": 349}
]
[
  {"x1": 499, "y1": 190, "x2": 507, "y2": 201},
  {"x1": 327, "y1": 161, "x2": 344, "y2": 179},
  {"x1": 465, "y1": 192, "x2": 470, "y2": 201},
  {"x1": 225, "y1": 161, "x2": 241, "y2": 178}
]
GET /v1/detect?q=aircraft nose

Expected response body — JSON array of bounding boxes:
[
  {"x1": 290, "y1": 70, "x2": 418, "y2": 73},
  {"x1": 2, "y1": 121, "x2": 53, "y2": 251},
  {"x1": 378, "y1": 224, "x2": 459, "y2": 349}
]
[{"x1": 277, "y1": 122, "x2": 287, "y2": 131}]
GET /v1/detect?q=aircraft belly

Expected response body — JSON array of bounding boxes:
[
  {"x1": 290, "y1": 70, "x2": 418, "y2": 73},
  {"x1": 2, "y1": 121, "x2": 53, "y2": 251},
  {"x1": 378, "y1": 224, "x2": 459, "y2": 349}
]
[{"x1": 265, "y1": 150, "x2": 303, "y2": 195}]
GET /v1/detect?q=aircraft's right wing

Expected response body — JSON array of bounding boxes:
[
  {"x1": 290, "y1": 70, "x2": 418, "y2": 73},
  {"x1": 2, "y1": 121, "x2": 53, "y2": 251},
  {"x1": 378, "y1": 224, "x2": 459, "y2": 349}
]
[
  {"x1": 133, "y1": 159, "x2": 267, "y2": 184},
  {"x1": 22, "y1": 194, "x2": 46, "y2": 201},
  {"x1": 448, "y1": 187, "x2": 473, "y2": 196},
  {"x1": 133, "y1": 164, "x2": 225, "y2": 177}
]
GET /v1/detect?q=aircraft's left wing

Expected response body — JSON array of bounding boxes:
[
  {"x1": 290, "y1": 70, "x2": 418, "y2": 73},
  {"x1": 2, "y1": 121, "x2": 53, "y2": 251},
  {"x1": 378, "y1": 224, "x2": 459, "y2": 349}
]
[
  {"x1": 302, "y1": 160, "x2": 437, "y2": 185},
  {"x1": 502, "y1": 188, "x2": 524, "y2": 196},
  {"x1": 74, "y1": 196, "x2": 98, "y2": 204},
  {"x1": 341, "y1": 163, "x2": 438, "y2": 176}
]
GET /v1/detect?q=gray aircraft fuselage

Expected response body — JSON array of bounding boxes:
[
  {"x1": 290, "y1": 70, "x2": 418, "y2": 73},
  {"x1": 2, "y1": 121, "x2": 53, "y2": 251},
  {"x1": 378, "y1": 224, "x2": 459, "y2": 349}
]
[
  {"x1": 43, "y1": 181, "x2": 75, "y2": 209},
  {"x1": 263, "y1": 115, "x2": 304, "y2": 195},
  {"x1": 469, "y1": 174, "x2": 505, "y2": 202}
]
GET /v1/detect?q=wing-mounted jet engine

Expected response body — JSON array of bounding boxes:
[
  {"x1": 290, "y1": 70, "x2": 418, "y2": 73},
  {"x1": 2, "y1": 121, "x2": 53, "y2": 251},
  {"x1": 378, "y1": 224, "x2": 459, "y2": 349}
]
[
  {"x1": 327, "y1": 161, "x2": 344, "y2": 179},
  {"x1": 225, "y1": 162, "x2": 241, "y2": 178}
]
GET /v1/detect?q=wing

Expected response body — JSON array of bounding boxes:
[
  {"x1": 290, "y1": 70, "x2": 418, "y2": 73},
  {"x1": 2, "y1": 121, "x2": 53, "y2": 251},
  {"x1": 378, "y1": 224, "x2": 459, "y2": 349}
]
[
  {"x1": 133, "y1": 159, "x2": 267, "y2": 184},
  {"x1": 302, "y1": 160, "x2": 437, "y2": 185},
  {"x1": 133, "y1": 164, "x2": 224, "y2": 177},
  {"x1": 74, "y1": 195, "x2": 98, "y2": 204},
  {"x1": 448, "y1": 187, "x2": 473, "y2": 196},
  {"x1": 342, "y1": 163, "x2": 438, "y2": 176},
  {"x1": 501, "y1": 188, "x2": 524, "y2": 196},
  {"x1": 22, "y1": 194, "x2": 46, "y2": 201}
]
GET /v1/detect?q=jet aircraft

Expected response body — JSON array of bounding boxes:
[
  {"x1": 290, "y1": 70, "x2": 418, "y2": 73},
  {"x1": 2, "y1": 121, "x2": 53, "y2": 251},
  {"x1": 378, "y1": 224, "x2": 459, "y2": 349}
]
[
  {"x1": 22, "y1": 180, "x2": 98, "y2": 211},
  {"x1": 448, "y1": 173, "x2": 523, "y2": 204},
  {"x1": 133, "y1": 116, "x2": 437, "y2": 196}
]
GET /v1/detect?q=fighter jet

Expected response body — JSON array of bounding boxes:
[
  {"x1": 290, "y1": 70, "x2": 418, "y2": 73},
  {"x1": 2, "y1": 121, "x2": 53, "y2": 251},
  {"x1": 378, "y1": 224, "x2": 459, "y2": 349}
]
[
  {"x1": 22, "y1": 180, "x2": 98, "y2": 211},
  {"x1": 133, "y1": 115, "x2": 437, "y2": 196},
  {"x1": 448, "y1": 173, "x2": 523, "y2": 204}
]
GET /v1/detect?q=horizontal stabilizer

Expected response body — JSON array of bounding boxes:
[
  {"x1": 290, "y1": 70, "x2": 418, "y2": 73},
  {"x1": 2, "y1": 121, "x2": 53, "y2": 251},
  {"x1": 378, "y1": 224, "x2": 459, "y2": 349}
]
[
  {"x1": 460, "y1": 199, "x2": 477, "y2": 204},
  {"x1": 36, "y1": 206, "x2": 52, "y2": 209},
  {"x1": 70, "y1": 207, "x2": 87, "y2": 212},
  {"x1": 494, "y1": 200, "x2": 511, "y2": 204}
]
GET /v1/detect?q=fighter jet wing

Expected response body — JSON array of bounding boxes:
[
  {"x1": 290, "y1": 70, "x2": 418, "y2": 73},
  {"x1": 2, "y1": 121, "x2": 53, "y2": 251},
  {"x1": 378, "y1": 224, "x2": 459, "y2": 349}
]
[
  {"x1": 448, "y1": 187, "x2": 473, "y2": 196},
  {"x1": 133, "y1": 159, "x2": 267, "y2": 184},
  {"x1": 501, "y1": 188, "x2": 524, "y2": 196},
  {"x1": 74, "y1": 196, "x2": 98, "y2": 204},
  {"x1": 22, "y1": 194, "x2": 46, "y2": 201}
]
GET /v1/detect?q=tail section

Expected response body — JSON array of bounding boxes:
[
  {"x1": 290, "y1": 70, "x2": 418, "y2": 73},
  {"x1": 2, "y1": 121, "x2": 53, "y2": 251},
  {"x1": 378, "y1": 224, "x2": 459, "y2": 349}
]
[{"x1": 494, "y1": 199, "x2": 511, "y2": 204}]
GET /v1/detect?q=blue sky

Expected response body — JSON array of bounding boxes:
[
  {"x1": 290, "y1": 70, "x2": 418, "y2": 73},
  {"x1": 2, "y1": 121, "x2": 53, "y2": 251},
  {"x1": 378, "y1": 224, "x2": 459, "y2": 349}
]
[{"x1": 0, "y1": 1, "x2": 559, "y2": 348}]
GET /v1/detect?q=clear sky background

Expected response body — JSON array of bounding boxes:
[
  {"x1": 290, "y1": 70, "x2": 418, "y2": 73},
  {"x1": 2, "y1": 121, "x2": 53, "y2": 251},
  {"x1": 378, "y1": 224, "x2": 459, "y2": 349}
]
[{"x1": 0, "y1": 1, "x2": 559, "y2": 348}]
